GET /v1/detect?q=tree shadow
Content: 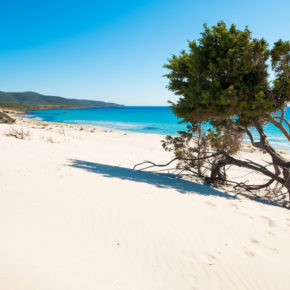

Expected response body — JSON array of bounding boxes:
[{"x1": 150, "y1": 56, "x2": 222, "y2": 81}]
[{"x1": 68, "y1": 159, "x2": 235, "y2": 199}]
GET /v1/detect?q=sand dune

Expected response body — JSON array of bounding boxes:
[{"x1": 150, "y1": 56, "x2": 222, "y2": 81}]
[{"x1": 0, "y1": 116, "x2": 289, "y2": 290}]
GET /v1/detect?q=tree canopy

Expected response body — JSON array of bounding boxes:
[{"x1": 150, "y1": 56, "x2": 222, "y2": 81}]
[{"x1": 164, "y1": 21, "x2": 289, "y2": 127}]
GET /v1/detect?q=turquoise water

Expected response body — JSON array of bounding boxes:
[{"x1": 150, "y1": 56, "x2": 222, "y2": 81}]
[{"x1": 26, "y1": 106, "x2": 290, "y2": 149}]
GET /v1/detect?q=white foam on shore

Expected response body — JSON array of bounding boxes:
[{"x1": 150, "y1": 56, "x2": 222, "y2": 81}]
[{"x1": 66, "y1": 120, "x2": 160, "y2": 131}]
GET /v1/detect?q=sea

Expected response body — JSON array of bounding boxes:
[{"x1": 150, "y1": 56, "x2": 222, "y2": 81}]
[{"x1": 25, "y1": 106, "x2": 290, "y2": 150}]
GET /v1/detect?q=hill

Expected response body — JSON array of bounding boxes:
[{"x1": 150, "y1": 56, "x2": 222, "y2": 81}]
[{"x1": 0, "y1": 91, "x2": 122, "y2": 109}]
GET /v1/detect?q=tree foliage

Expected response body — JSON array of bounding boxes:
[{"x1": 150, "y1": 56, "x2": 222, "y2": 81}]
[{"x1": 164, "y1": 22, "x2": 289, "y2": 125}]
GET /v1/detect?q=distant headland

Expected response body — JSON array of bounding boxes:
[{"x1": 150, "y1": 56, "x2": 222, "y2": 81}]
[{"x1": 0, "y1": 91, "x2": 123, "y2": 110}]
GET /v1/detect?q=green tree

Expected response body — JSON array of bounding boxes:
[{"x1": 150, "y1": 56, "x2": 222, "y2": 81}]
[{"x1": 136, "y1": 22, "x2": 290, "y2": 207}]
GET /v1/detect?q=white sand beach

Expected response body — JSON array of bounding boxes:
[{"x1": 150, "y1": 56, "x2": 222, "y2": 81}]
[{"x1": 0, "y1": 114, "x2": 290, "y2": 290}]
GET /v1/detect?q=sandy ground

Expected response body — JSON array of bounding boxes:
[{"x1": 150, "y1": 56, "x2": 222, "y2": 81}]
[{"x1": 0, "y1": 113, "x2": 290, "y2": 290}]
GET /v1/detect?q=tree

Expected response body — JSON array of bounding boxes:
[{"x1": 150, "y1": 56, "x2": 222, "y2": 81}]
[{"x1": 135, "y1": 22, "x2": 290, "y2": 207}]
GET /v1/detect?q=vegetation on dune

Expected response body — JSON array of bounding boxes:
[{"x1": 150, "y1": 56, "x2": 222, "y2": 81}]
[
  {"x1": 0, "y1": 101, "x2": 39, "y2": 110},
  {"x1": 135, "y1": 21, "x2": 290, "y2": 207}
]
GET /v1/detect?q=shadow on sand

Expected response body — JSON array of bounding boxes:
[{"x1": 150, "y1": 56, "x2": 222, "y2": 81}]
[{"x1": 68, "y1": 159, "x2": 235, "y2": 199}]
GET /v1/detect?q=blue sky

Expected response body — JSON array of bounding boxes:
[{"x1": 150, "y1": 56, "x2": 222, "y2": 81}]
[{"x1": 0, "y1": 0, "x2": 289, "y2": 105}]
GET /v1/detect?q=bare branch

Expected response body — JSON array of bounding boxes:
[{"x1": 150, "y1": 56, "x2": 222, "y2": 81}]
[
  {"x1": 133, "y1": 152, "x2": 222, "y2": 171},
  {"x1": 266, "y1": 114, "x2": 290, "y2": 141}
]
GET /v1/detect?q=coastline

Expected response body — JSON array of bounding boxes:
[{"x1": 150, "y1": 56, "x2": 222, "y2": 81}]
[
  {"x1": 0, "y1": 111, "x2": 290, "y2": 289},
  {"x1": 21, "y1": 108, "x2": 290, "y2": 151}
]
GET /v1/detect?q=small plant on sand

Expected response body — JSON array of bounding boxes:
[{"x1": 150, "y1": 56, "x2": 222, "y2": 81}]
[
  {"x1": 135, "y1": 22, "x2": 290, "y2": 207},
  {"x1": 58, "y1": 128, "x2": 66, "y2": 135},
  {"x1": 6, "y1": 127, "x2": 31, "y2": 139},
  {"x1": 46, "y1": 136, "x2": 55, "y2": 143}
]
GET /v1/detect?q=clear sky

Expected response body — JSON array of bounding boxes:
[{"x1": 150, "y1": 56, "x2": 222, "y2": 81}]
[{"x1": 0, "y1": 0, "x2": 289, "y2": 105}]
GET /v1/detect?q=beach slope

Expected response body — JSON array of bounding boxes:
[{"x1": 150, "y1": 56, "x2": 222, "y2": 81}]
[{"x1": 0, "y1": 116, "x2": 289, "y2": 290}]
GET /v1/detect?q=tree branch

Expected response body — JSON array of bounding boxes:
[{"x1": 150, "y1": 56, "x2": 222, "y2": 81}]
[
  {"x1": 266, "y1": 114, "x2": 290, "y2": 141},
  {"x1": 135, "y1": 150, "x2": 286, "y2": 186},
  {"x1": 133, "y1": 152, "x2": 223, "y2": 171},
  {"x1": 253, "y1": 121, "x2": 290, "y2": 168}
]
